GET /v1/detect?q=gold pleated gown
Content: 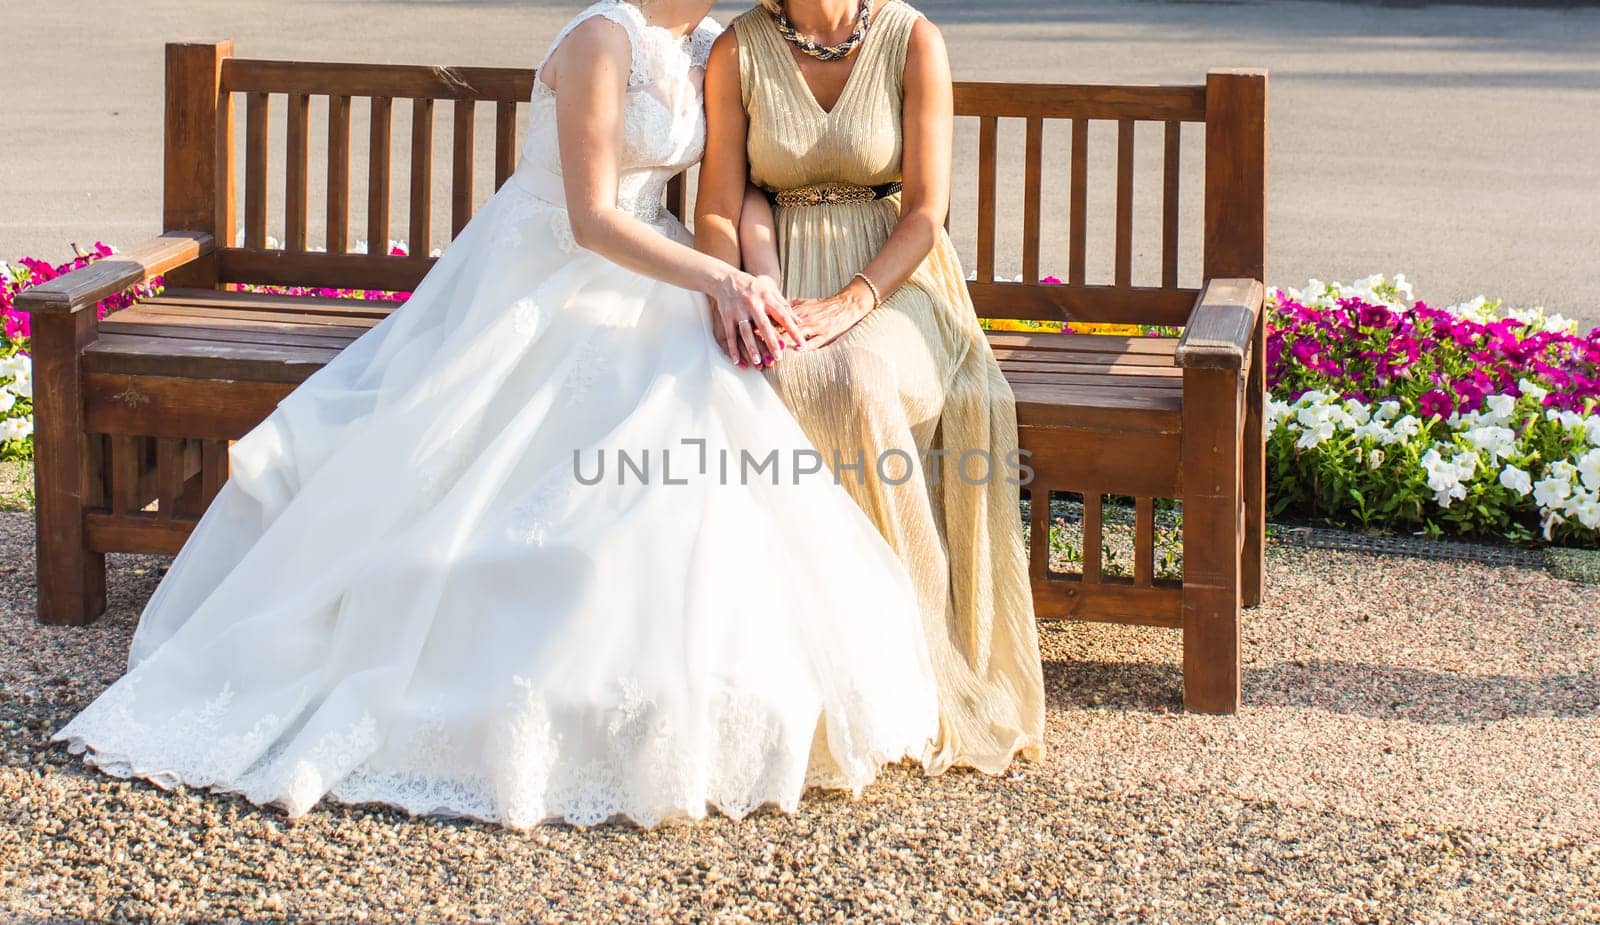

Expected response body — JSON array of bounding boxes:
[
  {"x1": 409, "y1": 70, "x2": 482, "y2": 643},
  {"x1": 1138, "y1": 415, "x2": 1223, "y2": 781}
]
[{"x1": 732, "y1": 2, "x2": 1045, "y2": 774}]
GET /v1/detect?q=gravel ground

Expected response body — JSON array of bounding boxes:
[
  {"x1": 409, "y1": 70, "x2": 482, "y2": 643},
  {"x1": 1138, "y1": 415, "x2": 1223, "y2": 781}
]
[{"x1": 1, "y1": 507, "x2": 1598, "y2": 922}]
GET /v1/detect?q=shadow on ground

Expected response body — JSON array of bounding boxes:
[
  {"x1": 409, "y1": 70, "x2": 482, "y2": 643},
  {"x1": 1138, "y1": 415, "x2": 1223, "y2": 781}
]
[{"x1": 1045, "y1": 657, "x2": 1600, "y2": 722}]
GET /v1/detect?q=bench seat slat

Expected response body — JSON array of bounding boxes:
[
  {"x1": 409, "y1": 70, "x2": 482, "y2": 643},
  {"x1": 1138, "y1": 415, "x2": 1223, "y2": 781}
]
[
  {"x1": 985, "y1": 331, "x2": 1179, "y2": 356},
  {"x1": 155, "y1": 287, "x2": 399, "y2": 319},
  {"x1": 115, "y1": 304, "x2": 381, "y2": 335},
  {"x1": 101, "y1": 319, "x2": 364, "y2": 351},
  {"x1": 84, "y1": 332, "x2": 339, "y2": 382}
]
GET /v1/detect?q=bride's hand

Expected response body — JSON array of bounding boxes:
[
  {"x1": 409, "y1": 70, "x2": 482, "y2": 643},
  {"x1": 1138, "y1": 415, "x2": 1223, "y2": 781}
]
[{"x1": 710, "y1": 272, "x2": 806, "y2": 368}]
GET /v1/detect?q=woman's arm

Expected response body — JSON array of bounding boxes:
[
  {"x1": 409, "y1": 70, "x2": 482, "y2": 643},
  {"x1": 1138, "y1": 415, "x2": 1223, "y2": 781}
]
[
  {"x1": 546, "y1": 17, "x2": 795, "y2": 364},
  {"x1": 789, "y1": 16, "x2": 955, "y2": 346},
  {"x1": 739, "y1": 185, "x2": 783, "y2": 283},
  {"x1": 695, "y1": 30, "x2": 803, "y2": 364}
]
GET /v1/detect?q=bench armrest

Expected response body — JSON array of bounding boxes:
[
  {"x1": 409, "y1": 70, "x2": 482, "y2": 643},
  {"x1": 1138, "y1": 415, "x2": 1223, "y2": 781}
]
[
  {"x1": 1173, "y1": 278, "x2": 1265, "y2": 370},
  {"x1": 12, "y1": 231, "x2": 214, "y2": 316}
]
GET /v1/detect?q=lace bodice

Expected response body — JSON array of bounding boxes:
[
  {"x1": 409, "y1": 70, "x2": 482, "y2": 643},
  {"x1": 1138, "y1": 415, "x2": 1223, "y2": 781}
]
[{"x1": 511, "y1": 1, "x2": 720, "y2": 226}]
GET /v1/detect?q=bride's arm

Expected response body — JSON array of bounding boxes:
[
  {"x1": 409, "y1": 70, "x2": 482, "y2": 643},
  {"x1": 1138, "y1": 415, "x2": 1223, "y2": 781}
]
[
  {"x1": 788, "y1": 17, "x2": 955, "y2": 345},
  {"x1": 739, "y1": 185, "x2": 783, "y2": 284},
  {"x1": 546, "y1": 17, "x2": 792, "y2": 363},
  {"x1": 694, "y1": 30, "x2": 803, "y2": 363}
]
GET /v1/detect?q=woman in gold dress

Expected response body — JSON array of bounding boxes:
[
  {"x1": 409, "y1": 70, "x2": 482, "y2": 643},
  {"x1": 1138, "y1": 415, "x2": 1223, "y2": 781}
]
[{"x1": 696, "y1": 0, "x2": 1045, "y2": 775}]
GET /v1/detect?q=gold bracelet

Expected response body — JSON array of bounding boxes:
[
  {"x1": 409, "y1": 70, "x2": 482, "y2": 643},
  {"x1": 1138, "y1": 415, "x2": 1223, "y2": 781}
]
[{"x1": 851, "y1": 271, "x2": 882, "y2": 310}]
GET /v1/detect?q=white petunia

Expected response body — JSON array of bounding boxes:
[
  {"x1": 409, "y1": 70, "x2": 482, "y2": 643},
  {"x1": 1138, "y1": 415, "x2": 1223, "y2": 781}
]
[
  {"x1": 1369, "y1": 448, "x2": 1385, "y2": 469},
  {"x1": 1518, "y1": 378, "x2": 1549, "y2": 402},
  {"x1": 0, "y1": 417, "x2": 31, "y2": 442},
  {"x1": 1499, "y1": 465, "x2": 1533, "y2": 496},
  {"x1": 1421, "y1": 448, "x2": 1470, "y2": 507},
  {"x1": 1461, "y1": 425, "x2": 1516, "y2": 464},
  {"x1": 1546, "y1": 409, "x2": 1585, "y2": 430},
  {"x1": 1532, "y1": 475, "x2": 1573, "y2": 511},
  {"x1": 1585, "y1": 416, "x2": 1600, "y2": 448},
  {"x1": 1571, "y1": 492, "x2": 1600, "y2": 530},
  {"x1": 8, "y1": 371, "x2": 30, "y2": 400},
  {"x1": 1482, "y1": 394, "x2": 1516, "y2": 425},
  {"x1": 1577, "y1": 449, "x2": 1600, "y2": 492},
  {"x1": 1389, "y1": 415, "x2": 1421, "y2": 440},
  {"x1": 1374, "y1": 400, "x2": 1402, "y2": 422},
  {"x1": 0, "y1": 390, "x2": 13, "y2": 414}
]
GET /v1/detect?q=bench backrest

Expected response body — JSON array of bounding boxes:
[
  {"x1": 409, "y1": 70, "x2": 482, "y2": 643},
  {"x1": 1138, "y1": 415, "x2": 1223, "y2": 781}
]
[{"x1": 162, "y1": 43, "x2": 1264, "y2": 327}]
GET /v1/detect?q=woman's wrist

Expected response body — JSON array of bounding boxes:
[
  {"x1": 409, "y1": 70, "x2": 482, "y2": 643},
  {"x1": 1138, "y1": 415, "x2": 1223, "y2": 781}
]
[{"x1": 839, "y1": 277, "x2": 878, "y2": 315}]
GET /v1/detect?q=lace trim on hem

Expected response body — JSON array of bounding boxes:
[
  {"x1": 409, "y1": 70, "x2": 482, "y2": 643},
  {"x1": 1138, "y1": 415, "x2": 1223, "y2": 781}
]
[{"x1": 53, "y1": 728, "x2": 931, "y2": 831}]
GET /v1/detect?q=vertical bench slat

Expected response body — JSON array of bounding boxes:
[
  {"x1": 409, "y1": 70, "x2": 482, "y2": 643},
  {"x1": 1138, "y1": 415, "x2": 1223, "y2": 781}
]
[
  {"x1": 201, "y1": 439, "x2": 228, "y2": 502},
  {"x1": 1082, "y1": 492, "x2": 1102, "y2": 584},
  {"x1": 244, "y1": 92, "x2": 270, "y2": 249},
  {"x1": 285, "y1": 93, "x2": 311, "y2": 251},
  {"x1": 1114, "y1": 118, "x2": 1135, "y2": 288},
  {"x1": 452, "y1": 100, "x2": 476, "y2": 238},
  {"x1": 1021, "y1": 116, "x2": 1044, "y2": 284},
  {"x1": 156, "y1": 438, "x2": 183, "y2": 519},
  {"x1": 109, "y1": 436, "x2": 141, "y2": 515},
  {"x1": 1029, "y1": 487, "x2": 1050, "y2": 582},
  {"x1": 1134, "y1": 496, "x2": 1155, "y2": 586},
  {"x1": 976, "y1": 115, "x2": 998, "y2": 283},
  {"x1": 410, "y1": 98, "x2": 435, "y2": 255},
  {"x1": 666, "y1": 175, "x2": 688, "y2": 222},
  {"x1": 327, "y1": 95, "x2": 352, "y2": 253},
  {"x1": 494, "y1": 100, "x2": 518, "y2": 190},
  {"x1": 1162, "y1": 121, "x2": 1181, "y2": 289},
  {"x1": 368, "y1": 96, "x2": 393, "y2": 250},
  {"x1": 1068, "y1": 117, "x2": 1088, "y2": 286}
]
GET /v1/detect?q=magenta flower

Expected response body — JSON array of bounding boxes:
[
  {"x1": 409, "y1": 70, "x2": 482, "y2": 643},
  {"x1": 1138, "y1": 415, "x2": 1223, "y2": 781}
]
[{"x1": 1418, "y1": 389, "x2": 1454, "y2": 420}]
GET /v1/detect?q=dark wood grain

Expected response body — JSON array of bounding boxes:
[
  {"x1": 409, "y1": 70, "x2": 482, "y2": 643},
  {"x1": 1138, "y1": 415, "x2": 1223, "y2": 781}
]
[
  {"x1": 14, "y1": 233, "x2": 215, "y2": 315},
  {"x1": 327, "y1": 94, "x2": 352, "y2": 253},
  {"x1": 968, "y1": 281, "x2": 1198, "y2": 327},
  {"x1": 368, "y1": 96, "x2": 393, "y2": 248},
  {"x1": 410, "y1": 98, "x2": 435, "y2": 254},
  {"x1": 1022, "y1": 116, "x2": 1043, "y2": 283},
  {"x1": 1175, "y1": 278, "x2": 1265, "y2": 369},
  {"x1": 976, "y1": 115, "x2": 998, "y2": 283},
  {"x1": 163, "y1": 42, "x2": 233, "y2": 288},
  {"x1": 222, "y1": 59, "x2": 537, "y2": 102},
  {"x1": 452, "y1": 99, "x2": 476, "y2": 238},
  {"x1": 955, "y1": 82, "x2": 1206, "y2": 122},
  {"x1": 244, "y1": 92, "x2": 270, "y2": 250},
  {"x1": 1069, "y1": 117, "x2": 1088, "y2": 286},
  {"x1": 494, "y1": 100, "x2": 518, "y2": 189},
  {"x1": 1162, "y1": 120, "x2": 1182, "y2": 289},
  {"x1": 284, "y1": 92, "x2": 311, "y2": 251},
  {"x1": 1115, "y1": 118, "x2": 1135, "y2": 288}
]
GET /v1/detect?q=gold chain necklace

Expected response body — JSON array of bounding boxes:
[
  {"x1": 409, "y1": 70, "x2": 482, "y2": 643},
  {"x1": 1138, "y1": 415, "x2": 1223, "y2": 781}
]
[{"x1": 771, "y1": 0, "x2": 874, "y2": 62}]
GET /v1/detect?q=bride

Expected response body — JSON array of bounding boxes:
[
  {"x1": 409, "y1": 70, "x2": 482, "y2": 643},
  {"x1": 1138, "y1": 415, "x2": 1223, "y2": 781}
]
[{"x1": 51, "y1": 0, "x2": 948, "y2": 828}]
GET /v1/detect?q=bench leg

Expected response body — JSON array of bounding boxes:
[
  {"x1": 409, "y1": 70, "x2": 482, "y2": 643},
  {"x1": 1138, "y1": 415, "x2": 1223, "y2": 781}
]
[
  {"x1": 30, "y1": 312, "x2": 108, "y2": 626},
  {"x1": 1181, "y1": 367, "x2": 1243, "y2": 714},
  {"x1": 1242, "y1": 314, "x2": 1267, "y2": 608}
]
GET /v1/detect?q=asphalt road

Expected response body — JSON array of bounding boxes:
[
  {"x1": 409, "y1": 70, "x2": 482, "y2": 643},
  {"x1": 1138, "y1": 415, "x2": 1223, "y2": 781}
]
[{"x1": 2, "y1": 0, "x2": 1597, "y2": 325}]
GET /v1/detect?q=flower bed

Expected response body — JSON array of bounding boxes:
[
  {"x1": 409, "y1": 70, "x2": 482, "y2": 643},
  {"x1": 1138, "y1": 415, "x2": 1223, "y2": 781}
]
[
  {"x1": 1267, "y1": 276, "x2": 1598, "y2": 546},
  {"x1": 4, "y1": 245, "x2": 1597, "y2": 546}
]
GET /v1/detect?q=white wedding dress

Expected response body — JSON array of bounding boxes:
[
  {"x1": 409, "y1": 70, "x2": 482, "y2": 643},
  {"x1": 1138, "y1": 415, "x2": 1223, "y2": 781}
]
[{"x1": 53, "y1": 1, "x2": 940, "y2": 828}]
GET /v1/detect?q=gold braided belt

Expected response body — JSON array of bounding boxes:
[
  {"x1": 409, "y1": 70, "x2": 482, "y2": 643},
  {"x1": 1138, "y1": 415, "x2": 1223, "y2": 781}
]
[{"x1": 762, "y1": 181, "x2": 903, "y2": 208}]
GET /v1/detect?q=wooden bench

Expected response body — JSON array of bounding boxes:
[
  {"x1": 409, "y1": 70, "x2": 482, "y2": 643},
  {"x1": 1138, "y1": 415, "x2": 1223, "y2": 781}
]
[{"x1": 18, "y1": 42, "x2": 1266, "y2": 714}]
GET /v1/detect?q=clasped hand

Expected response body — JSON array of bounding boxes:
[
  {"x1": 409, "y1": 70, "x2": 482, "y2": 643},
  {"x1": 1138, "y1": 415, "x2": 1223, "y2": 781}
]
[{"x1": 710, "y1": 274, "x2": 874, "y2": 368}]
